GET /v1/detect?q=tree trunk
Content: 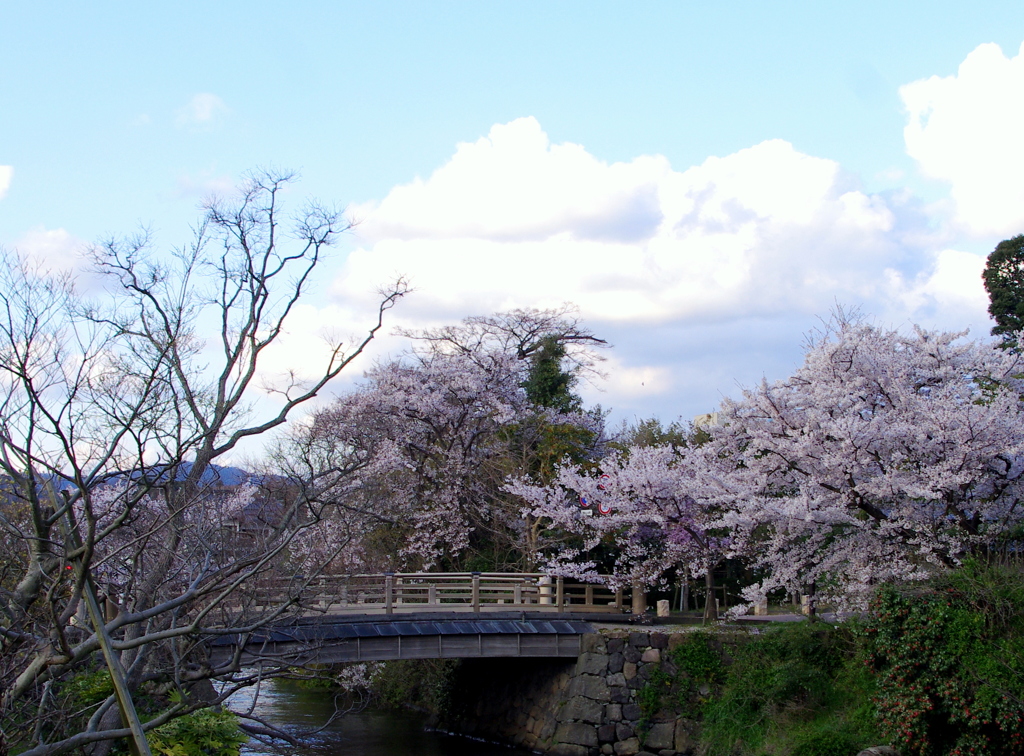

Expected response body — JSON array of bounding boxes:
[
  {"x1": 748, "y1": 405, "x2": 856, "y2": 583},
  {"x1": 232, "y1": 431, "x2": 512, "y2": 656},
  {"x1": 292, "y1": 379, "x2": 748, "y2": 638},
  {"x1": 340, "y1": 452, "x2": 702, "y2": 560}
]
[{"x1": 703, "y1": 568, "x2": 718, "y2": 623}]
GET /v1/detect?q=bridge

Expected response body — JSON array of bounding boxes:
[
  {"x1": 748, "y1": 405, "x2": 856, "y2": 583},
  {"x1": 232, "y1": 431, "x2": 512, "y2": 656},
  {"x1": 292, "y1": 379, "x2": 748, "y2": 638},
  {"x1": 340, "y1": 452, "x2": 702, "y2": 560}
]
[{"x1": 209, "y1": 572, "x2": 632, "y2": 666}]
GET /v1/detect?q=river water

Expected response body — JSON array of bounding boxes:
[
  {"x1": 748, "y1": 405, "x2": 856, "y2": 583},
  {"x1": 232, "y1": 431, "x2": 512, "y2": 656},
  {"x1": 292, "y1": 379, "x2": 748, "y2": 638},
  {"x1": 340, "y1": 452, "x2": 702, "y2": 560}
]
[{"x1": 228, "y1": 679, "x2": 533, "y2": 756}]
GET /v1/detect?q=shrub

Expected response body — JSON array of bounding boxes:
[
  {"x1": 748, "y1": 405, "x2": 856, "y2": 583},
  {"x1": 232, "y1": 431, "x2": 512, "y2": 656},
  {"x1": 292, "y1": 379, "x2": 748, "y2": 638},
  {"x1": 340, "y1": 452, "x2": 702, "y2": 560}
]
[
  {"x1": 864, "y1": 562, "x2": 1024, "y2": 756},
  {"x1": 637, "y1": 632, "x2": 724, "y2": 729},
  {"x1": 672, "y1": 631, "x2": 724, "y2": 687},
  {"x1": 699, "y1": 622, "x2": 878, "y2": 756},
  {"x1": 369, "y1": 659, "x2": 459, "y2": 714},
  {"x1": 61, "y1": 668, "x2": 114, "y2": 710},
  {"x1": 146, "y1": 708, "x2": 246, "y2": 756}
]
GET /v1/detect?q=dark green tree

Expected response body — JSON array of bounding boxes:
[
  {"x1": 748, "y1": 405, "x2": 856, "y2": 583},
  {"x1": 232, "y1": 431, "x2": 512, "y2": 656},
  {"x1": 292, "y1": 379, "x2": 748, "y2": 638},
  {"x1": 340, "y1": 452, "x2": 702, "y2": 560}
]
[
  {"x1": 521, "y1": 335, "x2": 581, "y2": 413},
  {"x1": 982, "y1": 234, "x2": 1024, "y2": 343},
  {"x1": 611, "y1": 416, "x2": 691, "y2": 451}
]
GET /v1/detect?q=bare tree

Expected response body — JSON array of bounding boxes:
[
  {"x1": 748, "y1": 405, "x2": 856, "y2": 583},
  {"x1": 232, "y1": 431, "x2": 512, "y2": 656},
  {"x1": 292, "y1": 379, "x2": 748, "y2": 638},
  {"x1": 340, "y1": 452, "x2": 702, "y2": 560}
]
[
  {"x1": 0, "y1": 171, "x2": 407, "y2": 755},
  {"x1": 398, "y1": 304, "x2": 608, "y2": 379}
]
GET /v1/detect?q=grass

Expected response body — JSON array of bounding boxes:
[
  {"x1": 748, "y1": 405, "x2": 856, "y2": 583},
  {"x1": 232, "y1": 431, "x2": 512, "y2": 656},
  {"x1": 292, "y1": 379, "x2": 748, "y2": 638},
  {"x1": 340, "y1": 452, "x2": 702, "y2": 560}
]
[{"x1": 698, "y1": 621, "x2": 879, "y2": 756}]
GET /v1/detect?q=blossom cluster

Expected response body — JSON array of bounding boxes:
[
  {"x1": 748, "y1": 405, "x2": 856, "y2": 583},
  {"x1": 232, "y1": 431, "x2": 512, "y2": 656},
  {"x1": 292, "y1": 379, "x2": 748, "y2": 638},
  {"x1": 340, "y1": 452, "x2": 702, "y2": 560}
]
[{"x1": 509, "y1": 319, "x2": 1024, "y2": 609}]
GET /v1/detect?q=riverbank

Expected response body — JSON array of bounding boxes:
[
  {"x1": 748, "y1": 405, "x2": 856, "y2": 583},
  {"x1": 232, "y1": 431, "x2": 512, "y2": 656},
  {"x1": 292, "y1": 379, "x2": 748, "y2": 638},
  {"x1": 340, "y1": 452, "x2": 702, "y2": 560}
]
[
  {"x1": 425, "y1": 622, "x2": 876, "y2": 756},
  {"x1": 382, "y1": 565, "x2": 1024, "y2": 756},
  {"x1": 300, "y1": 563, "x2": 1024, "y2": 756}
]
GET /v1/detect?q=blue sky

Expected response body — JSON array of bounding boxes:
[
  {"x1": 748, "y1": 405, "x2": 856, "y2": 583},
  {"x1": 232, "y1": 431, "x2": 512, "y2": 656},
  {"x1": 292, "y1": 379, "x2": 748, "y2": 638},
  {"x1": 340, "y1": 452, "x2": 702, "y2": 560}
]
[{"x1": 4, "y1": 2, "x2": 1024, "y2": 437}]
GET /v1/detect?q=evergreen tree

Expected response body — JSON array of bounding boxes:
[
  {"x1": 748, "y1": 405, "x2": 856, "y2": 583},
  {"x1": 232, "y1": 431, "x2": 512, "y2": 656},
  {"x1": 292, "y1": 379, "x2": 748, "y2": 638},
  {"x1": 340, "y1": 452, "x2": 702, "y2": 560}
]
[
  {"x1": 982, "y1": 234, "x2": 1024, "y2": 343},
  {"x1": 521, "y1": 335, "x2": 581, "y2": 412}
]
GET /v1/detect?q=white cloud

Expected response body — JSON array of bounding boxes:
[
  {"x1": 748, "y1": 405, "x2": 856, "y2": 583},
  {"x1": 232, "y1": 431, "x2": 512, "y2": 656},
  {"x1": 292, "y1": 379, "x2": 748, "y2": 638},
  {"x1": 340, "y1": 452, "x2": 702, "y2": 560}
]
[
  {"x1": 0, "y1": 165, "x2": 12, "y2": 200},
  {"x1": 881, "y1": 248, "x2": 990, "y2": 333},
  {"x1": 173, "y1": 171, "x2": 236, "y2": 199},
  {"x1": 592, "y1": 355, "x2": 673, "y2": 399},
  {"x1": 14, "y1": 226, "x2": 87, "y2": 274},
  {"x1": 355, "y1": 118, "x2": 668, "y2": 244},
  {"x1": 901, "y1": 41, "x2": 1024, "y2": 235},
  {"x1": 331, "y1": 118, "x2": 993, "y2": 424},
  {"x1": 175, "y1": 93, "x2": 228, "y2": 129},
  {"x1": 340, "y1": 121, "x2": 939, "y2": 326}
]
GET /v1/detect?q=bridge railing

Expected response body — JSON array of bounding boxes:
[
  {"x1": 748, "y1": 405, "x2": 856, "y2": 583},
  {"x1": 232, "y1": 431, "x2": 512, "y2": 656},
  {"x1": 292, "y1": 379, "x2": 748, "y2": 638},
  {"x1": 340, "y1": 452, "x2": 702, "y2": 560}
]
[{"x1": 250, "y1": 572, "x2": 625, "y2": 614}]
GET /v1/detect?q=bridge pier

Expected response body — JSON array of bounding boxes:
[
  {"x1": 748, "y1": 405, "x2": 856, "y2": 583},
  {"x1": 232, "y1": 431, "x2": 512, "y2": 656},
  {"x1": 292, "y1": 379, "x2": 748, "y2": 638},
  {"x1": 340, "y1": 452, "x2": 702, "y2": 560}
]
[{"x1": 437, "y1": 629, "x2": 702, "y2": 756}]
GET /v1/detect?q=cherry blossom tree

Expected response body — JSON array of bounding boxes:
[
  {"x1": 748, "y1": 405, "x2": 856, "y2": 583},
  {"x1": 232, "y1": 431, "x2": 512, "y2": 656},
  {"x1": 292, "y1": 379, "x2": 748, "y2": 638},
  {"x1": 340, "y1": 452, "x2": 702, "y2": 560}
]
[
  {"x1": 291, "y1": 349, "x2": 529, "y2": 570},
  {"x1": 507, "y1": 444, "x2": 728, "y2": 620},
  {"x1": 292, "y1": 308, "x2": 610, "y2": 571},
  {"x1": 399, "y1": 304, "x2": 607, "y2": 379},
  {"x1": 705, "y1": 317, "x2": 1024, "y2": 609},
  {"x1": 406, "y1": 307, "x2": 611, "y2": 565}
]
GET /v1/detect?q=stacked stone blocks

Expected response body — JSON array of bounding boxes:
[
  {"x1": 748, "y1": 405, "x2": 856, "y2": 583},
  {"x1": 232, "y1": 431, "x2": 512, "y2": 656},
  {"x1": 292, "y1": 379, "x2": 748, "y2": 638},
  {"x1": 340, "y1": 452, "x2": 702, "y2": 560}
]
[{"x1": 439, "y1": 628, "x2": 708, "y2": 756}]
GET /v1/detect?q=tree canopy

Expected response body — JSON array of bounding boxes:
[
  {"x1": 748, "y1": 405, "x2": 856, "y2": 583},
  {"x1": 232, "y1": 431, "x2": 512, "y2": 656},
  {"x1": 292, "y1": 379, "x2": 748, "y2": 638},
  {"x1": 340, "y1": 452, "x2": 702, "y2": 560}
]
[{"x1": 982, "y1": 233, "x2": 1024, "y2": 343}]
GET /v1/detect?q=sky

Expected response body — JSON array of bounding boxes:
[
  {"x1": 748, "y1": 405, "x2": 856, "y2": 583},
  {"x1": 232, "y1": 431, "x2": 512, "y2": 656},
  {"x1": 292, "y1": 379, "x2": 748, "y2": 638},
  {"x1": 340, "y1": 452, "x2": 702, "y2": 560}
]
[{"x1": 4, "y1": 2, "x2": 1024, "y2": 442}]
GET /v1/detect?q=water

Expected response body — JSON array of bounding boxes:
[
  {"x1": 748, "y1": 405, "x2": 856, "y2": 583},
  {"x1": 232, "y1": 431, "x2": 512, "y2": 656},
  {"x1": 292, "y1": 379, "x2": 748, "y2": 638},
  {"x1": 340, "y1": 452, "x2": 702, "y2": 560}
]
[{"x1": 228, "y1": 679, "x2": 533, "y2": 756}]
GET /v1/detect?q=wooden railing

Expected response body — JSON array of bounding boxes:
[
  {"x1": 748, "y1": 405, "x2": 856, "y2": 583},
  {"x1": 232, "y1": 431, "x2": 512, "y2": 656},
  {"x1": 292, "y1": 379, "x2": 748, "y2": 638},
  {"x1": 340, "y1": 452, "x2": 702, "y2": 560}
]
[{"x1": 249, "y1": 572, "x2": 626, "y2": 615}]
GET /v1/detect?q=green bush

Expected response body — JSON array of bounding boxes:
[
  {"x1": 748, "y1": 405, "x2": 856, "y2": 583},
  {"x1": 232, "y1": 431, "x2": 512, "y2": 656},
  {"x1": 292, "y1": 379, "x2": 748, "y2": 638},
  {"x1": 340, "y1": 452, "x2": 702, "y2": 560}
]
[
  {"x1": 699, "y1": 622, "x2": 878, "y2": 756},
  {"x1": 789, "y1": 724, "x2": 864, "y2": 756},
  {"x1": 672, "y1": 631, "x2": 724, "y2": 686},
  {"x1": 637, "y1": 666, "x2": 675, "y2": 727},
  {"x1": 369, "y1": 659, "x2": 459, "y2": 714},
  {"x1": 636, "y1": 632, "x2": 725, "y2": 729},
  {"x1": 864, "y1": 562, "x2": 1024, "y2": 756},
  {"x1": 61, "y1": 668, "x2": 114, "y2": 710},
  {"x1": 146, "y1": 708, "x2": 246, "y2": 756}
]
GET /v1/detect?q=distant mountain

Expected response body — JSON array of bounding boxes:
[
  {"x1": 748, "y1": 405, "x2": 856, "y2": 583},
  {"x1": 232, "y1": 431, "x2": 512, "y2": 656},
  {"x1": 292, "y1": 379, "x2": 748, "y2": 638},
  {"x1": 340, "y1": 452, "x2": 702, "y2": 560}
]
[{"x1": 24, "y1": 463, "x2": 262, "y2": 492}]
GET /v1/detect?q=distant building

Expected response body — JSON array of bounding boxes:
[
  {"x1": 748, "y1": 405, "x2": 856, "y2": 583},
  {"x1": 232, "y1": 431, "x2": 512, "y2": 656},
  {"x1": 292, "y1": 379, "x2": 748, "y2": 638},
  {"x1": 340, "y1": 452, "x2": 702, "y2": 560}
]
[{"x1": 693, "y1": 411, "x2": 721, "y2": 429}]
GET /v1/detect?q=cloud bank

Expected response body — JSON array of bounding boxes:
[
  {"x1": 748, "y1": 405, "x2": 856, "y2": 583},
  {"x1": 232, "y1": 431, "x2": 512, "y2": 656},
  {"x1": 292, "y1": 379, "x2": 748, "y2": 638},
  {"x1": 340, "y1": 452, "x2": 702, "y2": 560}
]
[
  {"x1": 213, "y1": 41, "x2": 1024, "y2": 421},
  {"x1": 901, "y1": 41, "x2": 1024, "y2": 235},
  {"x1": 331, "y1": 114, "x2": 991, "y2": 421},
  {"x1": 344, "y1": 118, "x2": 978, "y2": 326}
]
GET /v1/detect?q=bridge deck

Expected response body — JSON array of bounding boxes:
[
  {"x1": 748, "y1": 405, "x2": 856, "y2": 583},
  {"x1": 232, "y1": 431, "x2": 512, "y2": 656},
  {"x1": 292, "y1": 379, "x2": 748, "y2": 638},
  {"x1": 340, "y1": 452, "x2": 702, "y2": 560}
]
[
  {"x1": 209, "y1": 612, "x2": 595, "y2": 665},
  {"x1": 208, "y1": 573, "x2": 631, "y2": 665}
]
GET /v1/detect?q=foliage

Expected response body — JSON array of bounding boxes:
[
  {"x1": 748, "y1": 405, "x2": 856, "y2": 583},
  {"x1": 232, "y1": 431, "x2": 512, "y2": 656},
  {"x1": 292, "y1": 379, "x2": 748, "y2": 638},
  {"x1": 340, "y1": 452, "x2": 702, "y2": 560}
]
[
  {"x1": 60, "y1": 669, "x2": 115, "y2": 710},
  {"x1": 637, "y1": 666, "x2": 675, "y2": 727},
  {"x1": 522, "y1": 335, "x2": 581, "y2": 413},
  {"x1": 864, "y1": 563, "x2": 1024, "y2": 756},
  {"x1": 612, "y1": 416, "x2": 691, "y2": 451},
  {"x1": 367, "y1": 659, "x2": 460, "y2": 715},
  {"x1": 145, "y1": 709, "x2": 246, "y2": 756},
  {"x1": 982, "y1": 234, "x2": 1024, "y2": 343},
  {"x1": 508, "y1": 444, "x2": 727, "y2": 620},
  {"x1": 673, "y1": 631, "x2": 724, "y2": 686},
  {"x1": 288, "y1": 307, "x2": 608, "y2": 572},
  {"x1": 638, "y1": 632, "x2": 724, "y2": 729},
  {"x1": 292, "y1": 349, "x2": 528, "y2": 570},
  {"x1": 698, "y1": 622, "x2": 878, "y2": 756}
]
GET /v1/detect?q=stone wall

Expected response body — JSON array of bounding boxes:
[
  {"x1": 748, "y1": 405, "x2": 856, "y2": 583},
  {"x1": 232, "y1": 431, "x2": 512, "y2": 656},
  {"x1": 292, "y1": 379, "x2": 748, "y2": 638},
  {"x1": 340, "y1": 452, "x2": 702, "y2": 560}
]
[{"x1": 437, "y1": 629, "x2": 708, "y2": 756}]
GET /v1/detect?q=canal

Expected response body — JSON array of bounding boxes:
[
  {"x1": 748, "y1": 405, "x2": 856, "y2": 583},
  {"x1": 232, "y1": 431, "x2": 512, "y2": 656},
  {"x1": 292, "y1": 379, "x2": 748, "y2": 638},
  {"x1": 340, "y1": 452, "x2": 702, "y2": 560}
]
[{"x1": 230, "y1": 678, "x2": 533, "y2": 756}]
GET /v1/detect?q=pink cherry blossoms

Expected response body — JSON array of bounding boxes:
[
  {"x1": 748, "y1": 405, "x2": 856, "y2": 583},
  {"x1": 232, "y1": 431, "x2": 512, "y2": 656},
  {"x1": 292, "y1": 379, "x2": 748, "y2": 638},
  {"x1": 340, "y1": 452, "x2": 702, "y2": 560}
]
[
  {"x1": 294, "y1": 350, "x2": 530, "y2": 569},
  {"x1": 508, "y1": 317, "x2": 1024, "y2": 611},
  {"x1": 507, "y1": 444, "x2": 726, "y2": 593},
  {"x1": 703, "y1": 319, "x2": 1024, "y2": 608}
]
